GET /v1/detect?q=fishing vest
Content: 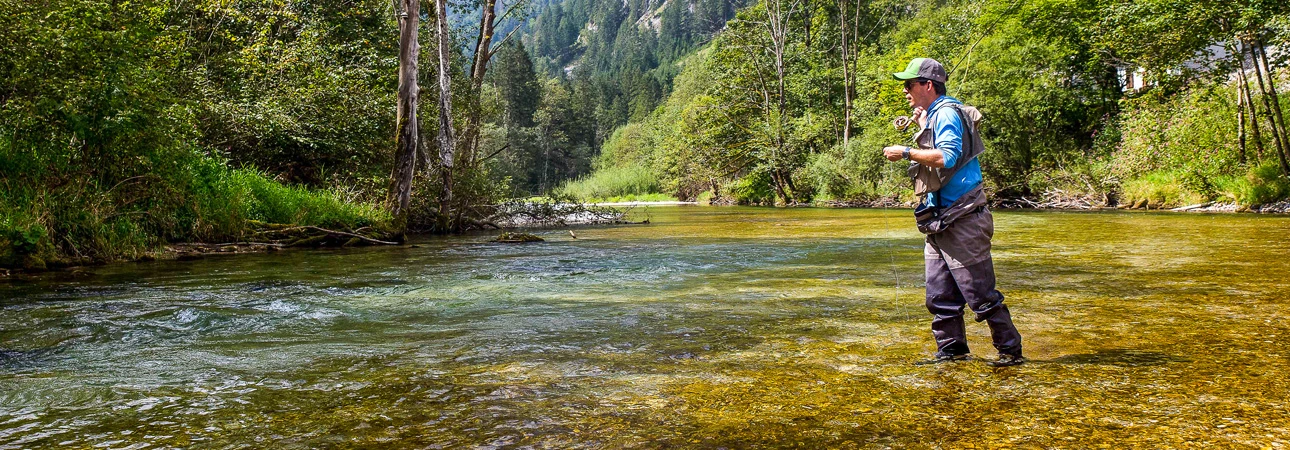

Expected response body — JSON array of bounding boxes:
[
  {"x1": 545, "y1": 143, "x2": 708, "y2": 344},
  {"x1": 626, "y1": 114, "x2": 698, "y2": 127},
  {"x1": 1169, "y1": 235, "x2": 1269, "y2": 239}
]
[{"x1": 908, "y1": 103, "x2": 985, "y2": 197}]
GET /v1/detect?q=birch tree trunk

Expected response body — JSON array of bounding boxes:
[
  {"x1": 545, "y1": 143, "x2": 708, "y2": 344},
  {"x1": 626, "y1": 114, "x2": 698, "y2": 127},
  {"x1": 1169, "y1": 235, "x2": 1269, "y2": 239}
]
[
  {"x1": 1240, "y1": 41, "x2": 1266, "y2": 162},
  {"x1": 1256, "y1": 39, "x2": 1290, "y2": 173},
  {"x1": 1250, "y1": 38, "x2": 1290, "y2": 174},
  {"x1": 763, "y1": 0, "x2": 799, "y2": 205},
  {"x1": 837, "y1": 0, "x2": 851, "y2": 148},
  {"x1": 388, "y1": 0, "x2": 420, "y2": 234},
  {"x1": 434, "y1": 0, "x2": 457, "y2": 227},
  {"x1": 1231, "y1": 42, "x2": 1246, "y2": 164}
]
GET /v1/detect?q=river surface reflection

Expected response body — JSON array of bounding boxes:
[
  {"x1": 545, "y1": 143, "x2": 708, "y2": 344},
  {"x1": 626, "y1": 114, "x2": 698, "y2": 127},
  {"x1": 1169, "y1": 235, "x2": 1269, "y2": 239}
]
[{"x1": 2, "y1": 207, "x2": 1289, "y2": 448}]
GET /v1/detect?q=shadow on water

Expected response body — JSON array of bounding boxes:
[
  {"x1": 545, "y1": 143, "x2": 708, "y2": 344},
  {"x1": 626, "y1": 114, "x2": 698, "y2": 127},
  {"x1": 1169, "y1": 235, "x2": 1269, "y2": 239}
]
[{"x1": 1043, "y1": 348, "x2": 1189, "y2": 367}]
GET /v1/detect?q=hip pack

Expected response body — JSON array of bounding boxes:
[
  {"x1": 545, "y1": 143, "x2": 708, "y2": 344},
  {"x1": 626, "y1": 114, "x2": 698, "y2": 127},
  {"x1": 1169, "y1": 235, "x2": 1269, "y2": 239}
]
[{"x1": 914, "y1": 185, "x2": 986, "y2": 235}]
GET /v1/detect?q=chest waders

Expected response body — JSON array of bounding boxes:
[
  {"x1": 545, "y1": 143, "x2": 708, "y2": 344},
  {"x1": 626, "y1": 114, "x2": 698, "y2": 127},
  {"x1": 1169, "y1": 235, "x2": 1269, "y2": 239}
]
[{"x1": 909, "y1": 102, "x2": 1023, "y2": 361}]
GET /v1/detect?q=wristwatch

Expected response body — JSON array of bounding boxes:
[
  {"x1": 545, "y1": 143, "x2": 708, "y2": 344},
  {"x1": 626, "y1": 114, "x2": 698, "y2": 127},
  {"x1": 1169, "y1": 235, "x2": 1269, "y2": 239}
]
[{"x1": 902, "y1": 147, "x2": 911, "y2": 160}]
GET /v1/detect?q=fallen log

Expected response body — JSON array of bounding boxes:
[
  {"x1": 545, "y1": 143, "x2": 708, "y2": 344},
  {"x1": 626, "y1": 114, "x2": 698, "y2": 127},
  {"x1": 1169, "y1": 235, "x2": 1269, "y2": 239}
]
[{"x1": 1171, "y1": 202, "x2": 1214, "y2": 212}]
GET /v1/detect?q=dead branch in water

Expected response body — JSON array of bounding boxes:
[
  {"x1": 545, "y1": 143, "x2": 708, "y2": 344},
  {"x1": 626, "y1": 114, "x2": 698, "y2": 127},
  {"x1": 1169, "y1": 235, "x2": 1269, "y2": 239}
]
[{"x1": 241, "y1": 220, "x2": 401, "y2": 247}]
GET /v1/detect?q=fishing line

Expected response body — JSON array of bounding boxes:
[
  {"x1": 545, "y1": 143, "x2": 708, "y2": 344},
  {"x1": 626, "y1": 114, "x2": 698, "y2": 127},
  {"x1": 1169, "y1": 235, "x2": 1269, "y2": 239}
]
[
  {"x1": 881, "y1": 117, "x2": 918, "y2": 322},
  {"x1": 880, "y1": 180, "x2": 912, "y2": 322},
  {"x1": 945, "y1": 0, "x2": 1024, "y2": 79}
]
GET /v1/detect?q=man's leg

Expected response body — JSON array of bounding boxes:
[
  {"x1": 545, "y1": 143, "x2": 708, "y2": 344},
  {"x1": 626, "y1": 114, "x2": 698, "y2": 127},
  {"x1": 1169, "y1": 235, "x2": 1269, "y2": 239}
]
[
  {"x1": 951, "y1": 257, "x2": 1022, "y2": 356},
  {"x1": 925, "y1": 256, "x2": 970, "y2": 355}
]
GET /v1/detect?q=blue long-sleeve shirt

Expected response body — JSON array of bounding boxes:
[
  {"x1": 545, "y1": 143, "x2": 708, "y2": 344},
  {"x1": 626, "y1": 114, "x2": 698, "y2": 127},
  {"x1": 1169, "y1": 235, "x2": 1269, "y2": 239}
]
[{"x1": 924, "y1": 95, "x2": 982, "y2": 207}]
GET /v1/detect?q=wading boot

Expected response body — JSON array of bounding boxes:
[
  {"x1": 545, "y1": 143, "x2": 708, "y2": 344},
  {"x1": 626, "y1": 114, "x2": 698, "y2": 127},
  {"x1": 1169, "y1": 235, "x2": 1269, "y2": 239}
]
[
  {"x1": 986, "y1": 353, "x2": 1026, "y2": 367},
  {"x1": 914, "y1": 351, "x2": 971, "y2": 365}
]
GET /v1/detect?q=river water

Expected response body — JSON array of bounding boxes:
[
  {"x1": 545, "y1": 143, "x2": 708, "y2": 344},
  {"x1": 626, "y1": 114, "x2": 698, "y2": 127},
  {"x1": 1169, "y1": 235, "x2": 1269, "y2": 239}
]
[{"x1": 2, "y1": 207, "x2": 1289, "y2": 448}]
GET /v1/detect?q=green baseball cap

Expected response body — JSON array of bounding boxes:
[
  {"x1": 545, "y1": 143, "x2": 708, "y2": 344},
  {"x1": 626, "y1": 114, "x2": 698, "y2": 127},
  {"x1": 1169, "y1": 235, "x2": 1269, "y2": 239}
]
[{"x1": 893, "y1": 58, "x2": 947, "y2": 83}]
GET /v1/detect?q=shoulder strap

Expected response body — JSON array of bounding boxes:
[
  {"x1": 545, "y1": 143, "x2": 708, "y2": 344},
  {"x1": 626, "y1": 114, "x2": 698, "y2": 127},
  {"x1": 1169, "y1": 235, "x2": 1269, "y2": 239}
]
[{"x1": 931, "y1": 104, "x2": 981, "y2": 192}]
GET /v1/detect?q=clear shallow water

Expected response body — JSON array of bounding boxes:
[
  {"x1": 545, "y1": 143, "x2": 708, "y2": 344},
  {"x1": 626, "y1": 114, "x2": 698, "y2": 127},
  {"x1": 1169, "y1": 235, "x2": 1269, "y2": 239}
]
[{"x1": 2, "y1": 207, "x2": 1289, "y2": 448}]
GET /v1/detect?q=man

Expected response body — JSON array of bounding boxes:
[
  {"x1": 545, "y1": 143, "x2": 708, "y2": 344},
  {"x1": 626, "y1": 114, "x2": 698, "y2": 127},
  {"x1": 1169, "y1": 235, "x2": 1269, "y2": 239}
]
[{"x1": 881, "y1": 57, "x2": 1025, "y2": 367}]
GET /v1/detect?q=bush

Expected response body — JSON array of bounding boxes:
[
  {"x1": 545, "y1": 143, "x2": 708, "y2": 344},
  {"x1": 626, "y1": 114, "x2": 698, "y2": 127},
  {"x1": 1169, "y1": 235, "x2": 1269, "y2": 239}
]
[
  {"x1": 725, "y1": 171, "x2": 777, "y2": 205},
  {"x1": 1120, "y1": 171, "x2": 1208, "y2": 209}
]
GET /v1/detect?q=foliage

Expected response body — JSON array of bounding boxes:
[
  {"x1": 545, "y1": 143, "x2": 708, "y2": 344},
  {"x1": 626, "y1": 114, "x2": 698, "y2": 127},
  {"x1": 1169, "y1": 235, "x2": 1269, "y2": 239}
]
[
  {"x1": 1109, "y1": 82, "x2": 1290, "y2": 207},
  {"x1": 561, "y1": 0, "x2": 1290, "y2": 209},
  {"x1": 0, "y1": 0, "x2": 392, "y2": 266},
  {"x1": 522, "y1": 0, "x2": 752, "y2": 154},
  {"x1": 1119, "y1": 171, "x2": 1208, "y2": 209},
  {"x1": 1229, "y1": 162, "x2": 1290, "y2": 206}
]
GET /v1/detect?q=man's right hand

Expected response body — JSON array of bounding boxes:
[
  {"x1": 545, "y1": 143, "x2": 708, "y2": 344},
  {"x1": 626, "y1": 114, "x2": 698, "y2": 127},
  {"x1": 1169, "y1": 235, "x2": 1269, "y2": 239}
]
[{"x1": 912, "y1": 107, "x2": 927, "y2": 129}]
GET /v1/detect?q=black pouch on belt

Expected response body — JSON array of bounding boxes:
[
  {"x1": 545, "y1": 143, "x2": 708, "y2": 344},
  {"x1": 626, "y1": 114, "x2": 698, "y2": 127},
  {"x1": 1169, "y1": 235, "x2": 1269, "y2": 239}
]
[{"x1": 915, "y1": 185, "x2": 985, "y2": 235}]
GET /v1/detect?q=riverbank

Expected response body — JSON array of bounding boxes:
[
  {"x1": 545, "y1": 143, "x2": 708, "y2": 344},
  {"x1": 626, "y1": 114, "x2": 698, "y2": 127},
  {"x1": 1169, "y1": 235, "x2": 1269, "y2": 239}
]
[{"x1": 5, "y1": 197, "x2": 1288, "y2": 279}]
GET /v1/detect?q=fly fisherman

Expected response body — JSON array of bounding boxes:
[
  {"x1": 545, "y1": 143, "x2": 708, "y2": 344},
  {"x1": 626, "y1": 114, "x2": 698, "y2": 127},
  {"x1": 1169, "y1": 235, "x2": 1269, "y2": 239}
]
[{"x1": 881, "y1": 57, "x2": 1025, "y2": 367}]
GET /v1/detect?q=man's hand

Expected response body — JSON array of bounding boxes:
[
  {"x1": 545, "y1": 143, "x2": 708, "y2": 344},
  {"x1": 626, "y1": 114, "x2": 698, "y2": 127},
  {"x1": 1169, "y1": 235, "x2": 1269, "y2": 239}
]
[
  {"x1": 883, "y1": 145, "x2": 947, "y2": 167},
  {"x1": 912, "y1": 107, "x2": 927, "y2": 129},
  {"x1": 883, "y1": 145, "x2": 908, "y2": 162}
]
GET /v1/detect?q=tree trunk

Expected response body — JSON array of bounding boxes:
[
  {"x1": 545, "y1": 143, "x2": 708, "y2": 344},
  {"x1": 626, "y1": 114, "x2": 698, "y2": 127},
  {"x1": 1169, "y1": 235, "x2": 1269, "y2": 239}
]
[
  {"x1": 1238, "y1": 73, "x2": 1247, "y2": 164},
  {"x1": 462, "y1": 0, "x2": 500, "y2": 169},
  {"x1": 1257, "y1": 39, "x2": 1290, "y2": 173},
  {"x1": 1251, "y1": 38, "x2": 1290, "y2": 174},
  {"x1": 1240, "y1": 41, "x2": 1267, "y2": 162},
  {"x1": 781, "y1": 168, "x2": 798, "y2": 204},
  {"x1": 388, "y1": 0, "x2": 420, "y2": 235},
  {"x1": 1232, "y1": 42, "x2": 1246, "y2": 164},
  {"x1": 434, "y1": 0, "x2": 457, "y2": 227},
  {"x1": 770, "y1": 170, "x2": 789, "y2": 205},
  {"x1": 837, "y1": 0, "x2": 851, "y2": 148},
  {"x1": 763, "y1": 0, "x2": 798, "y2": 207}
]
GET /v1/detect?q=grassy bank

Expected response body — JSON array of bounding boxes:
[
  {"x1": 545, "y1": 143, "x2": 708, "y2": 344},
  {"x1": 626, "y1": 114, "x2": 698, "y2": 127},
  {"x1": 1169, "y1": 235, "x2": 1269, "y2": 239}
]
[
  {"x1": 555, "y1": 165, "x2": 678, "y2": 203},
  {"x1": 1, "y1": 152, "x2": 388, "y2": 271}
]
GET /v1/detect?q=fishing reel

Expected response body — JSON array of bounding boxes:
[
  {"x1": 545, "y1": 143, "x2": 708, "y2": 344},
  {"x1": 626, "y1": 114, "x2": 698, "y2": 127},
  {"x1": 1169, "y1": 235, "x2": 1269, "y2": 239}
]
[{"x1": 893, "y1": 115, "x2": 915, "y2": 132}]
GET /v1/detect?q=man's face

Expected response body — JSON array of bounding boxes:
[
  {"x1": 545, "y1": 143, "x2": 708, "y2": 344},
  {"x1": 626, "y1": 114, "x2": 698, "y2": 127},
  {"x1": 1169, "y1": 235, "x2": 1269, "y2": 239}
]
[{"x1": 903, "y1": 80, "x2": 935, "y2": 109}]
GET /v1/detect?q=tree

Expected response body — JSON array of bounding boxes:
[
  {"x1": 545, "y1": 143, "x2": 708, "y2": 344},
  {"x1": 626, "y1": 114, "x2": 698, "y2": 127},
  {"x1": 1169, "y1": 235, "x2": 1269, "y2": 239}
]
[
  {"x1": 388, "y1": 0, "x2": 421, "y2": 234},
  {"x1": 433, "y1": 0, "x2": 457, "y2": 225},
  {"x1": 494, "y1": 41, "x2": 543, "y2": 128},
  {"x1": 461, "y1": 0, "x2": 531, "y2": 170}
]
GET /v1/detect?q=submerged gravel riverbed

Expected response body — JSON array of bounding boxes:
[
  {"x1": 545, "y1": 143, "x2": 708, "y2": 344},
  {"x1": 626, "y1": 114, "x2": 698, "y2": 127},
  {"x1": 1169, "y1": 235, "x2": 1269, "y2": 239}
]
[{"x1": 2, "y1": 207, "x2": 1289, "y2": 448}]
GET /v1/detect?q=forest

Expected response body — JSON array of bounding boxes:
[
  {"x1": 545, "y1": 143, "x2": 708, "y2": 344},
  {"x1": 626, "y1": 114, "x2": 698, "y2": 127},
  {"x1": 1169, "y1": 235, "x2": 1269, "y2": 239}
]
[{"x1": 2, "y1": 0, "x2": 1289, "y2": 269}]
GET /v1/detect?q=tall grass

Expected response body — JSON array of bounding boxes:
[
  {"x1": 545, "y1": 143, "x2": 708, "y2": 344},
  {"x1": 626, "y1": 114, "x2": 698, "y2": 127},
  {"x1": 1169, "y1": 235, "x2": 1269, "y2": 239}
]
[
  {"x1": 1, "y1": 153, "x2": 388, "y2": 269},
  {"x1": 556, "y1": 165, "x2": 673, "y2": 202}
]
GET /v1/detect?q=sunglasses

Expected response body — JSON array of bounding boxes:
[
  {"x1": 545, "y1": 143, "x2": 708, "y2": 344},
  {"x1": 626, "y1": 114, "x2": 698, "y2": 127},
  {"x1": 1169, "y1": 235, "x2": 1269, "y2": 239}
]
[{"x1": 903, "y1": 79, "x2": 929, "y2": 91}]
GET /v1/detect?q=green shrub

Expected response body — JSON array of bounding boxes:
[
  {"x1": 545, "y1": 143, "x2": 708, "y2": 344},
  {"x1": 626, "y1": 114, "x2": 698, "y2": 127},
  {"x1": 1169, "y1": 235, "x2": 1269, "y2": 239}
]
[
  {"x1": 726, "y1": 171, "x2": 776, "y2": 205},
  {"x1": 0, "y1": 152, "x2": 389, "y2": 268}
]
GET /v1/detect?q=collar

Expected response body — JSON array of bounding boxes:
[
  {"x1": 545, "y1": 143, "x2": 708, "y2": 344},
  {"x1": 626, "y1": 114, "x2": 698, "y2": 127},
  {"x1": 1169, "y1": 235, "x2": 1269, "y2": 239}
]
[
  {"x1": 923, "y1": 95, "x2": 956, "y2": 130},
  {"x1": 928, "y1": 95, "x2": 954, "y2": 114}
]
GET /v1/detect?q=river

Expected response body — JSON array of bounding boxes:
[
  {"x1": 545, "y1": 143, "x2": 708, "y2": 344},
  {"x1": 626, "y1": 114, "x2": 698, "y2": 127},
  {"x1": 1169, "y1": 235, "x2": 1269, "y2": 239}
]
[{"x1": 2, "y1": 206, "x2": 1289, "y2": 448}]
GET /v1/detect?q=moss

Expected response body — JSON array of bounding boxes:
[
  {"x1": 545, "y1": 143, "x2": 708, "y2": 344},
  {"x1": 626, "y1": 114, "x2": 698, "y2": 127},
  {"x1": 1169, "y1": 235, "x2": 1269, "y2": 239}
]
[
  {"x1": 19, "y1": 254, "x2": 45, "y2": 271},
  {"x1": 493, "y1": 232, "x2": 544, "y2": 242}
]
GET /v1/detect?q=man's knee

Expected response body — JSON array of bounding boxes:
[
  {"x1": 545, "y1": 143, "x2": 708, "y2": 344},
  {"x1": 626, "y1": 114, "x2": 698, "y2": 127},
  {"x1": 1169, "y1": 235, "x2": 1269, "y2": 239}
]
[
  {"x1": 968, "y1": 291, "x2": 1006, "y2": 322},
  {"x1": 925, "y1": 291, "x2": 965, "y2": 316}
]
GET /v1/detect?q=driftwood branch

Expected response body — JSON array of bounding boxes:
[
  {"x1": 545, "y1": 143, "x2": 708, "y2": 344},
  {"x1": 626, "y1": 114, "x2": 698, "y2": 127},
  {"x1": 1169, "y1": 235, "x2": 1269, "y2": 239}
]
[
  {"x1": 245, "y1": 221, "x2": 401, "y2": 247},
  {"x1": 256, "y1": 226, "x2": 399, "y2": 245},
  {"x1": 171, "y1": 242, "x2": 286, "y2": 247}
]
